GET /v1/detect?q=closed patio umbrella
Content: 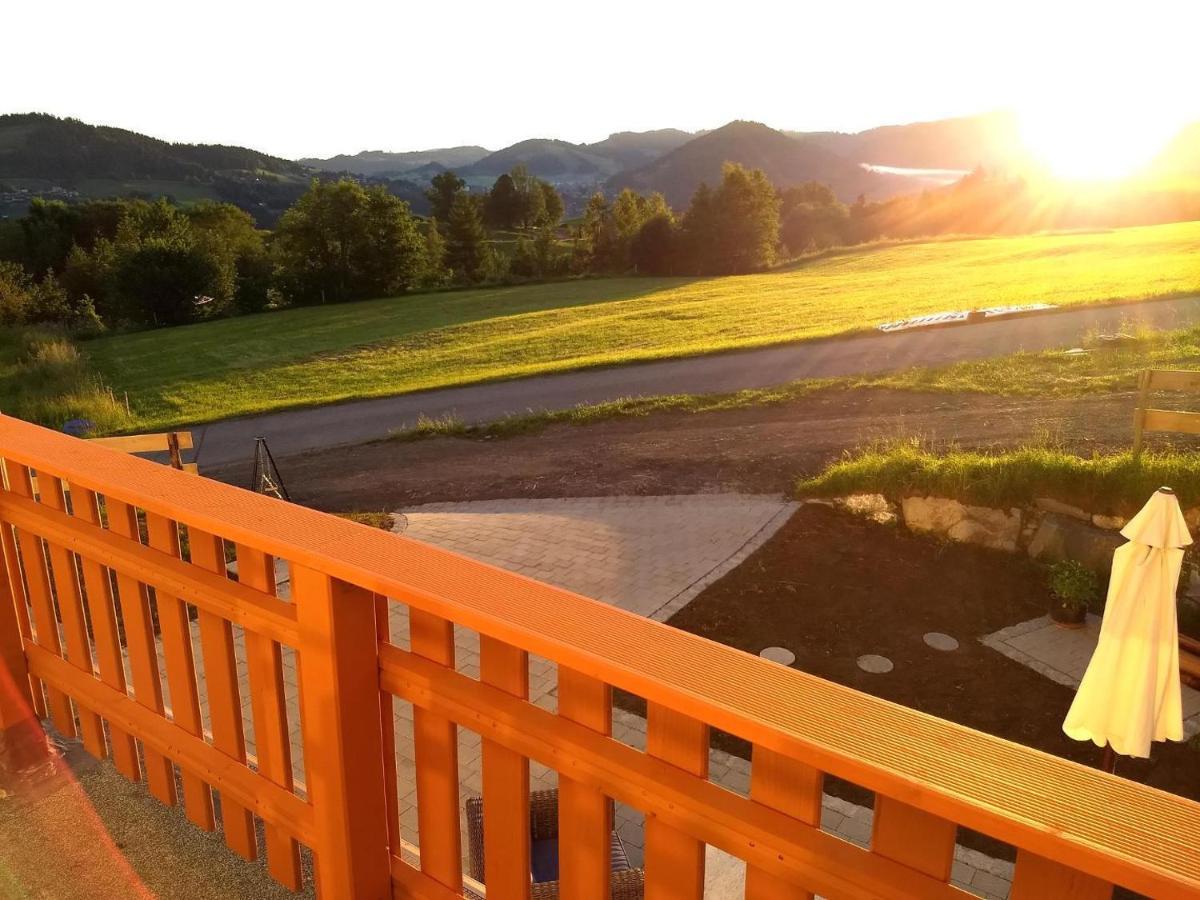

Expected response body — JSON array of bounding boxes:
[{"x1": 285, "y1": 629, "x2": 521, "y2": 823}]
[{"x1": 1063, "y1": 487, "x2": 1190, "y2": 764}]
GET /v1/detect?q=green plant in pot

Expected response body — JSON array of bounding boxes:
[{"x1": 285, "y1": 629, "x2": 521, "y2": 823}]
[{"x1": 1048, "y1": 559, "x2": 1099, "y2": 628}]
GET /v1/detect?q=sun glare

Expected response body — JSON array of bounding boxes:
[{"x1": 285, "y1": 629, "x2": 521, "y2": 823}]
[{"x1": 1018, "y1": 103, "x2": 1179, "y2": 182}]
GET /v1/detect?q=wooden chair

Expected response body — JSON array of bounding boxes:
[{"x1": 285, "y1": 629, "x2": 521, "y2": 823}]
[
  {"x1": 1132, "y1": 369, "x2": 1200, "y2": 456},
  {"x1": 465, "y1": 789, "x2": 645, "y2": 899},
  {"x1": 89, "y1": 430, "x2": 198, "y2": 473}
]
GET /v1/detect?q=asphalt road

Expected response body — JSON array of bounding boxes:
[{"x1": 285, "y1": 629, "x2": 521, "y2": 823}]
[{"x1": 191, "y1": 294, "x2": 1200, "y2": 469}]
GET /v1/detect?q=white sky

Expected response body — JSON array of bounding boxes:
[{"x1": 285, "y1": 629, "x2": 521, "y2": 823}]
[{"x1": 4, "y1": 0, "x2": 1198, "y2": 160}]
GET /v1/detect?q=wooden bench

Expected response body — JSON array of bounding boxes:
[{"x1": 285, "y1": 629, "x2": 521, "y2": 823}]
[
  {"x1": 89, "y1": 431, "x2": 198, "y2": 474},
  {"x1": 1132, "y1": 368, "x2": 1200, "y2": 455}
]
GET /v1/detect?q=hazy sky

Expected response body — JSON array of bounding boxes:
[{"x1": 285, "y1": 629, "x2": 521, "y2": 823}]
[{"x1": 4, "y1": 0, "x2": 1198, "y2": 160}]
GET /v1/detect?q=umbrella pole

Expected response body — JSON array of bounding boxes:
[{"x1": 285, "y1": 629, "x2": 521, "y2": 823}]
[{"x1": 1100, "y1": 745, "x2": 1117, "y2": 774}]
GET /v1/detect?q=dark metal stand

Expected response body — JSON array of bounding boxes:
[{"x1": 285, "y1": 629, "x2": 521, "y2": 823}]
[
  {"x1": 1100, "y1": 744, "x2": 1117, "y2": 774},
  {"x1": 249, "y1": 437, "x2": 291, "y2": 502}
]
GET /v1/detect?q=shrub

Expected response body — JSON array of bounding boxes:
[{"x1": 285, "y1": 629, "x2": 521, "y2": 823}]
[{"x1": 1047, "y1": 560, "x2": 1099, "y2": 612}]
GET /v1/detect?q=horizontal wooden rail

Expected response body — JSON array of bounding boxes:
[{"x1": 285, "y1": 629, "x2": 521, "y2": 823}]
[
  {"x1": 90, "y1": 431, "x2": 194, "y2": 453},
  {"x1": 3, "y1": 414, "x2": 1200, "y2": 899},
  {"x1": 382, "y1": 643, "x2": 971, "y2": 899},
  {"x1": 1141, "y1": 408, "x2": 1200, "y2": 435},
  {"x1": 1145, "y1": 369, "x2": 1200, "y2": 392},
  {"x1": 26, "y1": 643, "x2": 314, "y2": 840},
  {"x1": 0, "y1": 492, "x2": 298, "y2": 646}
]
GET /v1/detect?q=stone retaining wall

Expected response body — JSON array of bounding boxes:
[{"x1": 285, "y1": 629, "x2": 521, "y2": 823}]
[{"x1": 816, "y1": 493, "x2": 1200, "y2": 577}]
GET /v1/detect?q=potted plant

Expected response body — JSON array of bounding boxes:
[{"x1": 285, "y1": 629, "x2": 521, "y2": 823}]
[{"x1": 1048, "y1": 559, "x2": 1098, "y2": 628}]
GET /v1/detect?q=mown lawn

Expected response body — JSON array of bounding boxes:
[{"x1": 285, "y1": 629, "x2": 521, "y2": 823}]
[
  {"x1": 86, "y1": 221, "x2": 1200, "y2": 431},
  {"x1": 872, "y1": 321, "x2": 1200, "y2": 398}
]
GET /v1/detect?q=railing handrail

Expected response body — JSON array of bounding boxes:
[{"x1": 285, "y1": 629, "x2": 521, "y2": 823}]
[{"x1": 2, "y1": 413, "x2": 1198, "y2": 897}]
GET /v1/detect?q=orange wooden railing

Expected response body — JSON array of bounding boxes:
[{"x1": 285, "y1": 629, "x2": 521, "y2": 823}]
[{"x1": 0, "y1": 413, "x2": 1198, "y2": 899}]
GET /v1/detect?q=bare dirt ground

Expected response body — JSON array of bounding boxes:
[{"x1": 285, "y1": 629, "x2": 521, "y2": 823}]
[{"x1": 209, "y1": 388, "x2": 1148, "y2": 511}]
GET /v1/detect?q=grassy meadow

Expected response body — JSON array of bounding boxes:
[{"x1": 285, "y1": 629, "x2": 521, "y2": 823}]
[{"x1": 62, "y1": 219, "x2": 1200, "y2": 431}]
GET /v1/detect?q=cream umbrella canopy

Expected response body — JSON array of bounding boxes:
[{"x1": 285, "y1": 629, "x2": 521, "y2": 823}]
[{"x1": 1063, "y1": 487, "x2": 1190, "y2": 760}]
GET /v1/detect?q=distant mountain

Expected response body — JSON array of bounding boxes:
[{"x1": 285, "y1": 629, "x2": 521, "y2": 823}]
[
  {"x1": 0, "y1": 113, "x2": 311, "y2": 224},
  {"x1": 584, "y1": 129, "x2": 695, "y2": 170},
  {"x1": 608, "y1": 120, "x2": 905, "y2": 207},
  {"x1": 459, "y1": 139, "x2": 620, "y2": 180},
  {"x1": 795, "y1": 112, "x2": 1029, "y2": 172},
  {"x1": 298, "y1": 146, "x2": 489, "y2": 177}
]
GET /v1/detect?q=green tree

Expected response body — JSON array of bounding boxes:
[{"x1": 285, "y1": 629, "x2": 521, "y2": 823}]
[
  {"x1": 186, "y1": 201, "x2": 270, "y2": 313},
  {"x1": 425, "y1": 171, "x2": 467, "y2": 223},
  {"x1": 780, "y1": 202, "x2": 849, "y2": 254},
  {"x1": 445, "y1": 193, "x2": 489, "y2": 283},
  {"x1": 355, "y1": 186, "x2": 425, "y2": 296},
  {"x1": 113, "y1": 241, "x2": 221, "y2": 326},
  {"x1": 539, "y1": 182, "x2": 564, "y2": 227},
  {"x1": 274, "y1": 179, "x2": 424, "y2": 304},
  {"x1": 631, "y1": 213, "x2": 678, "y2": 275},
  {"x1": 421, "y1": 218, "x2": 451, "y2": 286},
  {"x1": 578, "y1": 193, "x2": 618, "y2": 272},
  {"x1": 484, "y1": 173, "x2": 522, "y2": 230},
  {"x1": 682, "y1": 163, "x2": 780, "y2": 274}
]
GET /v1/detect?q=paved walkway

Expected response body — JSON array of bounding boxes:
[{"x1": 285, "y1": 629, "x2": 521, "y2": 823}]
[
  {"x1": 193, "y1": 295, "x2": 1200, "y2": 468},
  {"x1": 983, "y1": 614, "x2": 1200, "y2": 738},
  {"x1": 396, "y1": 495, "x2": 797, "y2": 621}
]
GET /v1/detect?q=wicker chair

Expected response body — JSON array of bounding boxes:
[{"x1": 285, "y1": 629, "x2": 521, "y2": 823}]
[{"x1": 465, "y1": 789, "x2": 645, "y2": 899}]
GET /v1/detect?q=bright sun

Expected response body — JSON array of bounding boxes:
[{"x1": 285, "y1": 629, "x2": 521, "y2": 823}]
[{"x1": 1017, "y1": 102, "x2": 1178, "y2": 181}]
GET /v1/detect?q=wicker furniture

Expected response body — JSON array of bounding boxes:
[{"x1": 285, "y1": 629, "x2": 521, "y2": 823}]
[{"x1": 465, "y1": 789, "x2": 645, "y2": 899}]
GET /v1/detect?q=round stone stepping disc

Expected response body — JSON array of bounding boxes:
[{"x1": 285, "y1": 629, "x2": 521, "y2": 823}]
[
  {"x1": 760, "y1": 646, "x2": 796, "y2": 666},
  {"x1": 923, "y1": 632, "x2": 960, "y2": 651},
  {"x1": 857, "y1": 654, "x2": 894, "y2": 674}
]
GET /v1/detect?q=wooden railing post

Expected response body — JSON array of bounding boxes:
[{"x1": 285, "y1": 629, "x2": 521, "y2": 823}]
[{"x1": 293, "y1": 564, "x2": 391, "y2": 899}]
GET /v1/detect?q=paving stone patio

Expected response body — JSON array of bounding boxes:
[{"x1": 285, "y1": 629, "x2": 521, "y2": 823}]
[
  {"x1": 982, "y1": 614, "x2": 1200, "y2": 739},
  {"x1": 395, "y1": 494, "x2": 798, "y2": 621}
]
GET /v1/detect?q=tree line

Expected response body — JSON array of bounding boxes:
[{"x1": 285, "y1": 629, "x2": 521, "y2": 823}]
[{"x1": 0, "y1": 161, "x2": 866, "y2": 334}]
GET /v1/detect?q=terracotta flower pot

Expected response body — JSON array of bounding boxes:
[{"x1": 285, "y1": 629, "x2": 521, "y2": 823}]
[{"x1": 1050, "y1": 599, "x2": 1087, "y2": 629}]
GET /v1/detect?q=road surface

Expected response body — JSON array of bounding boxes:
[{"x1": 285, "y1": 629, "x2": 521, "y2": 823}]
[{"x1": 191, "y1": 294, "x2": 1200, "y2": 469}]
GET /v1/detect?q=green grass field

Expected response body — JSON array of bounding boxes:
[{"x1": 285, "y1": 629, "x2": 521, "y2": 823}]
[{"x1": 85, "y1": 221, "x2": 1200, "y2": 431}]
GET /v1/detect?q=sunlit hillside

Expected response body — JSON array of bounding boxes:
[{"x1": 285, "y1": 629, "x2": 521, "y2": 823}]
[{"x1": 84, "y1": 220, "x2": 1200, "y2": 431}]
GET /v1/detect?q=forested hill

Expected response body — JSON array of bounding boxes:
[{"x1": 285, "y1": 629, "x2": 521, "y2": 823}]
[
  {"x1": 608, "y1": 121, "x2": 907, "y2": 207},
  {"x1": 0, "y1": 113, "x2": 304, "y2": 180},
  {"x1": 0, "y1": 114, "x2": 313, "y2": 224}
]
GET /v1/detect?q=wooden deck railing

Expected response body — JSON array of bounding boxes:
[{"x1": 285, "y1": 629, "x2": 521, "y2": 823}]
[{"x1": 0, "y1": 413, "x2": 1197, "y2": 899}]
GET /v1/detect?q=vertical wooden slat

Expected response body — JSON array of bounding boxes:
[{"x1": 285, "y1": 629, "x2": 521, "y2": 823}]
[
  {"x1": 107, "y1": 498, "x2": 177, "y2": 806},
  {"x1": 145, "y1": 512, "x2": 214, "y2": 831},
  {"x1": 293, "y1": 565, "x2": 391, "y2": 898},
  {"x1": 645, "y1": 703, "x2": 708, "y2": 900},
  {"x1": 38, "y1": 475, "x2": 106, "y2": 758},
  {"x1": 375, "y1": 595, "x2": 401, "y2": 854},
  {"x1": 0, "y1": 463, "x2": 38, "y2": 722},
  {"x1": 235, "y1": 544, "x2": 301, "y2": 890},
  {"x1": 871, "y1": 795, "x2": 957, "y2": 881},
  {"x1": 557, "y1": 666, "x2": 612, "y2": 900},
  {"x1": 189, "y1": 528, "x2": 257, "y2": 859},
  {"x1": 3, "y1": 461, "x2": 75, "y2": 737},
  {"x1": 0, "y1": 472, "x2": 41, "y2": 771},
  {"x1": 1010, "y1": 849, "x2": 1112, "y2": 899},
  {"x1": 745, "y1": 746, "x2": 822, "y2": 900},
  {"x1": 409, "y1": 607, "x2": 463, "y2": 892},
  {"x1": 72, "y1": 487, "x2": 140, "y2": 782},
  {"x1": 480, "y1": 635, "x2": 531, "y2": 899}
]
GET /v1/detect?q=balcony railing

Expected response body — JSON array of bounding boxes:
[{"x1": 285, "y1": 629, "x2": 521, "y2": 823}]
[{"x1": 0, "y1": 413, "x2": 1197, "y2": 899}]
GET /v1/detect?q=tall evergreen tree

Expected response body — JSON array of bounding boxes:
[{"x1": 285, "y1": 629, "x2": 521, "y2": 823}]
[
  {"x1": 484, "y1": 173, "x2": 522, "y2": 230},
  {"x1": 425, "y1": 171, "x2": 467, "y2": 223},
  {"x1": 445, "y1": 193, "x2": 489, "y2": 282},
  {"x1": 422, "y1": 217, "x2": 450, "y2": 286}
]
